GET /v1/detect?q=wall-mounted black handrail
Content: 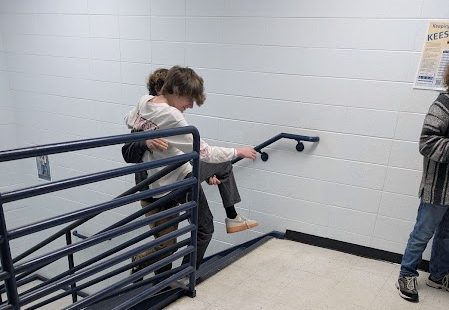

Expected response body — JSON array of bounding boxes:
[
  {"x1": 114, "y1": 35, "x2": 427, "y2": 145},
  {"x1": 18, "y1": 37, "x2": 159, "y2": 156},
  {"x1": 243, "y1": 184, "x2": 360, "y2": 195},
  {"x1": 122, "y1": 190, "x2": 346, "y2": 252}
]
[
  {"x1": 0, "y1": 126, "x2": 201, "y2": 310},
  {"x1": 232, "y1": 132, "x2": 319, "y2": 164}
]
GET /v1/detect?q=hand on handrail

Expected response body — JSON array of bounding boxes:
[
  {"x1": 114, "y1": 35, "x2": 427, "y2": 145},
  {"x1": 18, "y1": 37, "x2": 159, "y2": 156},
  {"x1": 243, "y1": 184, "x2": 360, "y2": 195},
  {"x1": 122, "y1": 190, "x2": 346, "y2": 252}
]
[{"x1": 236, "y1": 147, "x2": 257, "y2": 160}]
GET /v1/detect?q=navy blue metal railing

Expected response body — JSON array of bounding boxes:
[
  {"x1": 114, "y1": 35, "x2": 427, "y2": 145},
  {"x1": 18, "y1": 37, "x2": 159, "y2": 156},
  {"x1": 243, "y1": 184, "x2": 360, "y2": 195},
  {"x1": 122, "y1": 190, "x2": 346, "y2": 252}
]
[{"x1": 0, "y1": 127, "x2": 201, "y2": 310}]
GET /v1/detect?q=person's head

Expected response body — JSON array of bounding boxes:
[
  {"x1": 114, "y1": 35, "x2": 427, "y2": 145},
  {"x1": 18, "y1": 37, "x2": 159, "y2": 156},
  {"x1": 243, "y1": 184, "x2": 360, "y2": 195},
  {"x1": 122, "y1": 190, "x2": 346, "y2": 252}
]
[
  {"x1": 160, "y1": 66, "x2": 206, "y2": 112},
  {"x1": 147, "y1": 68, "x2": 168, "y2": 96},
  {"x1": 444, "y1": 63, "x2": 449, "y2": 92}
]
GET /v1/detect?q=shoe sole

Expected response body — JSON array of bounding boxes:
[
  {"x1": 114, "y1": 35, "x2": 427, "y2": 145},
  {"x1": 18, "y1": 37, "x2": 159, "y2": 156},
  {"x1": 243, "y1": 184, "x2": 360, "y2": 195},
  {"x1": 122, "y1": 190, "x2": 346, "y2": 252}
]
[
  {"x1": 426, "y1": 279, "x2": 449, "y2": 291},
  {"x1": 226, "y1": 222, "x2": 258, "y2": 234},
  {"x1": 395, "y1": 282, "x2": 419, "y2": 302}
]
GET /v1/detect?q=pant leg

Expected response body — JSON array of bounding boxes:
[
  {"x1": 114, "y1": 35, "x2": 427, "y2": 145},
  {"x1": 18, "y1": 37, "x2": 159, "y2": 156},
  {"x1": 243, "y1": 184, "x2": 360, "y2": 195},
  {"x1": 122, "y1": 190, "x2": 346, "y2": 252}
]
[
  {"x1": 199, "y1": 161, "x2": 241, "y2": 208},
  {"x1": 182, "y1": 184, "x2": 214, "y2": 268},
  {"x1": 133, "y1": 199, "x2": 179, "y2": 275},
  {"x1": 429, "y1": 207, "x2": 449, "y2": 280},
  {"x1": 400, "y1": 201, "x2": 448, "y2": 277}
]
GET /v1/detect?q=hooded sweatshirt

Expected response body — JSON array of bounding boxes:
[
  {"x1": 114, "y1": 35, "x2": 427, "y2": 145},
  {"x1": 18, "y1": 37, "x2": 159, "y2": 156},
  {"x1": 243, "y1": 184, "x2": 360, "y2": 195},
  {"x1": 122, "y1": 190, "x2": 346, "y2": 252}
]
[{"x1": 125, "y1": 95, "x2": 236, "y2": 196}]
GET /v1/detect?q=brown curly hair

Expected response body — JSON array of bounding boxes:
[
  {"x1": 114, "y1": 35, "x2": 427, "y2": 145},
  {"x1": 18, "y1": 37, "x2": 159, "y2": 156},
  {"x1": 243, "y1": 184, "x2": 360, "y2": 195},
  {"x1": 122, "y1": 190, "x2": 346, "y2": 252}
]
[
  {"x1": 146, "y1": 68, "x2": 168, "y2": 96},
  {"x1": 444, "y1": 63, "x2": 449, "y2": 92},
  {"x1": 160, "y1": 66, "x2": 206, "y2": 106}
]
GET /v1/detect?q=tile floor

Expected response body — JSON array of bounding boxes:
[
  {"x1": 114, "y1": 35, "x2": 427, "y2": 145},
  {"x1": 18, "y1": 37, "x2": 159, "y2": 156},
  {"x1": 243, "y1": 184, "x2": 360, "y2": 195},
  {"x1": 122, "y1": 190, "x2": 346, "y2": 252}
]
[{"x1": 167, "y1": 239, "x2": 449, "y2": 310}]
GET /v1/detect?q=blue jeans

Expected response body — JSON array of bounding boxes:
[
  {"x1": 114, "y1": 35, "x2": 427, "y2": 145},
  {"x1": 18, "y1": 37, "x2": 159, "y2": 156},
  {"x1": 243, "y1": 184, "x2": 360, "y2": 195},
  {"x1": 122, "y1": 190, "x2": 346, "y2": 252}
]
[{"x1": 400, "y1": 201, "x2": 449, "y2": 280}]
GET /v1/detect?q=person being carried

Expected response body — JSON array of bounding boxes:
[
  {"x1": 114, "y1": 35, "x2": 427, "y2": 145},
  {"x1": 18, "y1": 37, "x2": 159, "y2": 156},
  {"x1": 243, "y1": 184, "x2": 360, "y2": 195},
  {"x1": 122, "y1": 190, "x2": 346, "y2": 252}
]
[
  {"x1": 124, "y1": 66, "x2": 258, "y2": 271},
  {"x1": 396, "y1": 64, "x2": 449, "y2": 302}
]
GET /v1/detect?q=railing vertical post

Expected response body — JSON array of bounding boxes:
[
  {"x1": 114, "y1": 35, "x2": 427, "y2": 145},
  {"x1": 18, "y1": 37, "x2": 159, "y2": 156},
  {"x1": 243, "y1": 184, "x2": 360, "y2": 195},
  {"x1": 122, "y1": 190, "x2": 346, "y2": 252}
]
[
  {"x1": 0, "y1": 195, "x2": 20, "y2": 309},
  {"x1": 188, "y1": 130, "x2": 200, "y2": 297},
  {"x1": 65, "y1": 231, "x2": 78, "y2": 302}
]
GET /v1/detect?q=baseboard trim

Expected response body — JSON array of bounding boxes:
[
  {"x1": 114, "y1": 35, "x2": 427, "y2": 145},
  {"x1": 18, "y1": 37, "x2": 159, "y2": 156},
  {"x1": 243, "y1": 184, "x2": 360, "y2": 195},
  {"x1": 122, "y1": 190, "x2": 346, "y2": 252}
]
[{"x1": 285, "y1": 230, "x2": 429, "y2": 272}]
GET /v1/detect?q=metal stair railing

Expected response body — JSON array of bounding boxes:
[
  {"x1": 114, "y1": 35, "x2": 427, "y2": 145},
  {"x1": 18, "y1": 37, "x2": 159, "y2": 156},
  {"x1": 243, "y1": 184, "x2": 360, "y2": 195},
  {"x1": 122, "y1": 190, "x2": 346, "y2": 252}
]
[{"x1": 0, "y1": 126, "x2": 201, "y2": 310}]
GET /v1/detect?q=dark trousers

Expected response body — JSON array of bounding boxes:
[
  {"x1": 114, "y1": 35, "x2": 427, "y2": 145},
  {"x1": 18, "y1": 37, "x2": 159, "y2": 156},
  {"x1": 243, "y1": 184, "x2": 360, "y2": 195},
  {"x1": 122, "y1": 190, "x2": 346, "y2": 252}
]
[
  {"x1": 136, "y1": 161, "x2": 241, "y2": 270},
  {"x1": 183, "y1": 161, "x2": 241, "y2": 268}
]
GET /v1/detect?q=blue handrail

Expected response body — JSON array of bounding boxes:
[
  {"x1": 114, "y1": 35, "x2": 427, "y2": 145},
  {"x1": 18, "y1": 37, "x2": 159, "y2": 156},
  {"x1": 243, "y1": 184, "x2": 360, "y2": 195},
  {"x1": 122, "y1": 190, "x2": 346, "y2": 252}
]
[{"x1": 0, "y1": 126, "x2": 201, "y2": 310}]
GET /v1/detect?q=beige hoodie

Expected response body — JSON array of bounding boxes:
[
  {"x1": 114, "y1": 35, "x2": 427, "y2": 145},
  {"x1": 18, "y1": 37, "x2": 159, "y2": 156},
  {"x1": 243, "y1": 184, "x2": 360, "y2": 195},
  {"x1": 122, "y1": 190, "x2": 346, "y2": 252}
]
[{"x1": 125, "y1": 95, "x2": 236, "y2": 196}]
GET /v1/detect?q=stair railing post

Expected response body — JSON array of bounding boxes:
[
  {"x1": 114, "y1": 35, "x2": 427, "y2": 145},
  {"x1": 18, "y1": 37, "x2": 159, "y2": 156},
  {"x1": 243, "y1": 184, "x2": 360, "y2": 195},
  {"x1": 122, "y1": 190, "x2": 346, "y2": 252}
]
[
  {"x1": 65, "y1": 230, "x2": 78, "y2": 302},
  {"x1": 0, "y1": 195, "x2": 20, "y2": 309},
  {"x1": 188, "y1": 129, "x2": 200, "y2": 297}
]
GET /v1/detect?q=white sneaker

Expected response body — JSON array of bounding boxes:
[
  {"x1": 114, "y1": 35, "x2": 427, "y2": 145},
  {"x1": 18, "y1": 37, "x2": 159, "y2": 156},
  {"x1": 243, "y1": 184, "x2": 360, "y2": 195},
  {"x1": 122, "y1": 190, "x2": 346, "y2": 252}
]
[{"x1": 225, "y1": 215, "x2": 258, "y2": 234}]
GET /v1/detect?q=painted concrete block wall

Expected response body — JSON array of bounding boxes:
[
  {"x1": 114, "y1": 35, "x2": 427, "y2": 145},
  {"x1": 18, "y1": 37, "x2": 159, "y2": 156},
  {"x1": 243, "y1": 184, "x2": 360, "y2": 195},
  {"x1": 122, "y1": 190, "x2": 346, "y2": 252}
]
[
  {"x1": 0, "y1": 0, "x2": 448, "y2": 283},
  {"x1": 0, "y1": 30, "x2": 19, "y2": 194}
]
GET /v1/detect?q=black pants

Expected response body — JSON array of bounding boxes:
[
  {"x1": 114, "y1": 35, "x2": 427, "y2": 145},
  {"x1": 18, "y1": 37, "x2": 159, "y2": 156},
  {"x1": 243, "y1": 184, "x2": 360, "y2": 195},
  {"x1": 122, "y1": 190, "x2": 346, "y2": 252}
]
[
  {"x1": 180, "y1": 161, "x2": 242, "y2": 268},
  {"x1": 139, "y1": 161, "x2": 241, "y2": 270}
]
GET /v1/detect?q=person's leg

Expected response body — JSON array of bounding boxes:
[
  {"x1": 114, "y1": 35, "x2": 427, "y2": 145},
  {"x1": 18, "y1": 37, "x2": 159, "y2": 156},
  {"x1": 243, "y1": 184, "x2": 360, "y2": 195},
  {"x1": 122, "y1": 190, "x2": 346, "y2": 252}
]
[
  {"x1": 400, "y1": 202, "x2": 448, "y2": 277},
  {"x1": 131, "y1": 198, "x2": 179, "y2": 275},
  {"x1": 199, "y1": 161, "x2": 241, "y2": 207},
  {"x1": 198, "y1": 161, "x2": 257, "y2": 233},
  {"x1": 397, "y1": 201, "x2": 447, "y2": 301},
  {"x1": 427, "y1": 207, "x2": 449, "y2": 289},
  {"x1": 182, "y1": 184, "x2": 214, "y2": 269}
]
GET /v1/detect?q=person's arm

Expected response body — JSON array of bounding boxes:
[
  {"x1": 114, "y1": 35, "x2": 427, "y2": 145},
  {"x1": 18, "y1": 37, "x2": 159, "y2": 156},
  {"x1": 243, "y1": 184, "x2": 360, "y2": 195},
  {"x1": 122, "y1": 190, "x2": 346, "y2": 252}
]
[
  {"x1": 164, "y1": 118, "x2": 256, "y2": 163},
  {"x1": 419, "y1": 95, "x2": 449, "y2": 163},
  {"x1": 122, "y1": 140, "x2": 148, "y2": 163}
]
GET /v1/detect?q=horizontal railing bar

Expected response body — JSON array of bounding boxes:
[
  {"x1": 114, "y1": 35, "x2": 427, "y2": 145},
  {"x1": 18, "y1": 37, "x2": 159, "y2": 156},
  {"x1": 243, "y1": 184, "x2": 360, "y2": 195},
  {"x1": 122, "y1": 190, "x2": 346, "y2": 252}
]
[
  {"x1": 8, "y1": 178, "x2": 196, "y2": 240},
  {"x1": 0, "y1": 273, "x2": 40, "y2": 295},
  {"x1": 15, "y1": 203, "x2": 196, "y2": 275},
  {"x1": 0, "y1": 126, "x2": 199, "y2": 162},
  {"x1": 64, "y1": 247, "x2": 195, "y2": 310},
  {"x1": 0, "y1": 303, "x2": 13, "y2": 310},
  {"x1": 96, "y1": 187, "x2": 188, "y2": 235},
  {"x1": 1, "y1": 152, "x2": 195, "y2": 204},
  {"x1": 99, "y1": 263, "x2": 190, "y2": 304},
  {"x1": 24, "y1": 240, "x2": 191, "y2": 310},
  {"x1": 0, "y1": 271, "x2": 9, "y2": 282},
  {"x1": 115, "y1": 161, "x2": 187, "y2": 198},
  {"x1": 24, "y1": 213, "x2": 191, "y2": 297},
  {"x1": 21, "y1": 228, "x2": 195, "y2": 307},
  {"x1": 114, "y1": 267, "x2": 194, "y2": 310},
  {"x1": 11, "y1": 161, "x2": 187, "y2": 264}
]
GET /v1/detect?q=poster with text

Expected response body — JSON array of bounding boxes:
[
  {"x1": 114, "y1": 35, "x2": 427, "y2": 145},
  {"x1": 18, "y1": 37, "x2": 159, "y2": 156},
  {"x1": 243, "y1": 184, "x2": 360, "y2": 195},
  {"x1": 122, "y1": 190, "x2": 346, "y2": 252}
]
[{"x1": 414, "y1": 21, "x2": 449, "y2": 91}]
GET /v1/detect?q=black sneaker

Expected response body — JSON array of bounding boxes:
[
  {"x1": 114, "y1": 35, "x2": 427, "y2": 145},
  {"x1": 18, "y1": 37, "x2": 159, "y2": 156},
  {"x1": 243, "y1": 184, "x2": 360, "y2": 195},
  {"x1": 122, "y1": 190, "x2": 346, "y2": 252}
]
[
  {"x1": 396, "y1": 276, "x2": 419, "y2": 302},
  {"x1": 426, "y1": 274, "x2": 449, "y2": 292}
]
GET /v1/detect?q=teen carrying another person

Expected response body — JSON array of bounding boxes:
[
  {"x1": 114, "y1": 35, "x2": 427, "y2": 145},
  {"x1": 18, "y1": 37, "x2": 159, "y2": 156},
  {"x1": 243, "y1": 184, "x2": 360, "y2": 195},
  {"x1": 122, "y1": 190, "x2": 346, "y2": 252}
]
[{"x1": 124, "y1": 66, "x2": 258, "y2": 272}]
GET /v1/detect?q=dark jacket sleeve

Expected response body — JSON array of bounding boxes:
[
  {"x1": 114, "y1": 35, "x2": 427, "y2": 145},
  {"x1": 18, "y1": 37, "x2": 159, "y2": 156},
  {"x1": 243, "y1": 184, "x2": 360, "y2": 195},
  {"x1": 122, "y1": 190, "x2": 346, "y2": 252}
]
[
  {"x1": 121, "y1": 130, "x2": 149, "y2": 163},
  {"x1": 419, "y1": 94, "x2": 449, "y2": 163}
]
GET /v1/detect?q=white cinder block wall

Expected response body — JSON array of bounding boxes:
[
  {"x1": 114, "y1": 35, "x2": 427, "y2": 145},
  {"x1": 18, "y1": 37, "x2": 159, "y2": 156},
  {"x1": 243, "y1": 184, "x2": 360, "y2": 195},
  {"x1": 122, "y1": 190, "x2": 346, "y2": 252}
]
[
  {"x1": 0, "y1": 30, "x2": 18, "y2": 193},
  {"x1": 1, "y1": 0, "x2": 449, "y2": 281}
]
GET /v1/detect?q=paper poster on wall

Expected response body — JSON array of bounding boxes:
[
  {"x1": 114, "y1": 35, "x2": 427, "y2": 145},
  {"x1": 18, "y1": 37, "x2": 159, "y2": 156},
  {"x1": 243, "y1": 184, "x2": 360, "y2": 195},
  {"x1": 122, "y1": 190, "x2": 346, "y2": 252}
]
[
  {"x1": 36, "y1": 155, "x2": 51, "y2": 181},
  {"x1": 414, "y1": 21, "x2": 449, "y2": 91}
]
